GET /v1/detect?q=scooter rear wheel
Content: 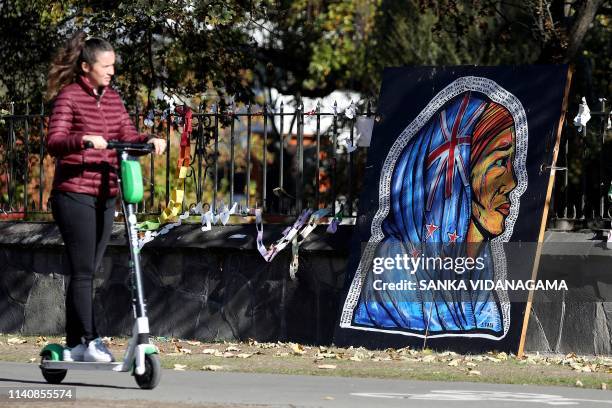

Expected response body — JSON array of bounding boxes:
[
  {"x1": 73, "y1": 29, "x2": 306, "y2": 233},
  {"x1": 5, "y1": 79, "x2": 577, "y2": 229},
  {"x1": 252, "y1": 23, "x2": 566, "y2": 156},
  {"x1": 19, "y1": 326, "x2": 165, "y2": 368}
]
[
  {"x1": 134, "y1": 353, "x2": 161, "y2": 389},
  {"x1": 40, "y1": 353, "x2": 67, "y2": 384}
]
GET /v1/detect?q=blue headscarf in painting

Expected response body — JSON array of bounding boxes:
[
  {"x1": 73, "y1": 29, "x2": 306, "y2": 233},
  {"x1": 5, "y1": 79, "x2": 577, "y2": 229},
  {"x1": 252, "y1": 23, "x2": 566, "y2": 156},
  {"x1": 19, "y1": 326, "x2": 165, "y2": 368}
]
[{"x1": 353, "y1": 91, "x2": 504, "y2": 336}]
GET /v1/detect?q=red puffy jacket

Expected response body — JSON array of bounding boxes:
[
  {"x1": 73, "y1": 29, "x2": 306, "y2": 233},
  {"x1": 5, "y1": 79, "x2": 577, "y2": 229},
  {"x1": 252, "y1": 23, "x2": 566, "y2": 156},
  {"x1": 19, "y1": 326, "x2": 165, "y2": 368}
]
[{"x1": 47, "y1": 75, "x2": 148, "y2": 197}]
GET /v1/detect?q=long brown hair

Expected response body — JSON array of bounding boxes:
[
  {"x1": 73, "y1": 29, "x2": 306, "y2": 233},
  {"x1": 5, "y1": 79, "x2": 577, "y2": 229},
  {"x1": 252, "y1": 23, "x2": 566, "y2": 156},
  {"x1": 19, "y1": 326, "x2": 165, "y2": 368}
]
[{"x1": 45, "y1": 31, "x2": 114, "y2": 101}]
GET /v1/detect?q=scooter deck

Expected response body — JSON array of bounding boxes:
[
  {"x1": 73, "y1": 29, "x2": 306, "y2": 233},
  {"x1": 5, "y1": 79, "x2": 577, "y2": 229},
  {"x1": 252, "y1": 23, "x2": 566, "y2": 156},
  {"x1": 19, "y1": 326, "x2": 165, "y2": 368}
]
[{"x1": 41, "y1": 361, "x2": 128, "y2": 372}]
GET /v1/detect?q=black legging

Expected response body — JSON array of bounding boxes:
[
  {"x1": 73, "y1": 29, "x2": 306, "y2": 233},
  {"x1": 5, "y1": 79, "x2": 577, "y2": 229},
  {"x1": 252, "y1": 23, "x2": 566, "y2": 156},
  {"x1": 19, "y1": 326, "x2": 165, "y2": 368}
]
[{"x1": 51, "y1": 191, "x2": 116, "y2": 347}]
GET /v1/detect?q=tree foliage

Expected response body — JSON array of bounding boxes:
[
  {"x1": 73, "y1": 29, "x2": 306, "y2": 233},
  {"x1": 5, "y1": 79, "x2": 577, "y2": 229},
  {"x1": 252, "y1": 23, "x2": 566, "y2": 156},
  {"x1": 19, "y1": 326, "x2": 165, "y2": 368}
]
[
  {"x1": 0, "y1": 0, "x2": 266, "y2": 107},
  {"x1": 0, "y1": 0, "x2": 609, "y2": 107},
  {"x1": 259, "y1": 0, "x2": 609, "y2": 100}
]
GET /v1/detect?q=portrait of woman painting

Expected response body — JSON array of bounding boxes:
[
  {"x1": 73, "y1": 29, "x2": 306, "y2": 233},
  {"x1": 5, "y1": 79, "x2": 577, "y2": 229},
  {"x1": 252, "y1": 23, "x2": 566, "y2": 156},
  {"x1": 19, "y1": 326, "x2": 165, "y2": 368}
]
[{"x1": 340, "y1": 76, "x2": 529, "y2": 340}]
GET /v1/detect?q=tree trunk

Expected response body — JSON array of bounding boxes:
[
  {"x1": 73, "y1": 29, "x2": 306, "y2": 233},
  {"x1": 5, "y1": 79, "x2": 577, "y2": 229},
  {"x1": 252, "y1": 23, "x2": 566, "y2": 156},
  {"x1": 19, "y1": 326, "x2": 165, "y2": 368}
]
[{"x1": 564, "y1": 0, "x2": 605, "y2": 62}]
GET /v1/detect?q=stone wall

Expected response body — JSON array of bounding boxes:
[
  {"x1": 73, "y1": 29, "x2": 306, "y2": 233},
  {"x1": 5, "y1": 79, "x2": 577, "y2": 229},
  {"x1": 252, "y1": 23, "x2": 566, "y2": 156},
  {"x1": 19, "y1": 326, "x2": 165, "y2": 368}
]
[
  {"x1": 0, "y1": 222, "x2": 350, "y2": 346},
  {"x1": 0, "y1": 222, "x2": 610, "y2": 354}
]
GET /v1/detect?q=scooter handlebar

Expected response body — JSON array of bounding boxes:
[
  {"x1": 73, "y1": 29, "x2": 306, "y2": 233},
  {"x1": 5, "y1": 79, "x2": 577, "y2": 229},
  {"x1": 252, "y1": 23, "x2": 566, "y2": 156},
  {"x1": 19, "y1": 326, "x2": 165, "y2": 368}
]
[{"x1": 83, "y1": 140, "x2": 154, "y2": 154}]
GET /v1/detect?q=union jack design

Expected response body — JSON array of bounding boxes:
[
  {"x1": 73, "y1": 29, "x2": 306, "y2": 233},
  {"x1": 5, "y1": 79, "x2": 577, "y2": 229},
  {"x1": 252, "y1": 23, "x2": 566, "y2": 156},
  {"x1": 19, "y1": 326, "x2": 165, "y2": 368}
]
[{"x1": 425, "y1": 93, "x2": 486, "y2": 211}]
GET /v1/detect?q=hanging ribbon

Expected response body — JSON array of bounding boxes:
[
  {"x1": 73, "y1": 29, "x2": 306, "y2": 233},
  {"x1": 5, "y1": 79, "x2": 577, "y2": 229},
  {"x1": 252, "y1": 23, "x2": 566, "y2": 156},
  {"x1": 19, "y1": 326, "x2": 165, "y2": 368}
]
[
  {"x1": 155, "y1": 106, "x2": 193, "y2": 226},
  {"x1": 144, "y1": 109, "x2": 155, "y2": 128},
  {"x1": 344, "y1": 100, "x2": 356, "y2": 119},
  {"x1": 159, "y1": 188, "x2": 184, "y2": 224},
  {"x1": 289, "y1": 236, "x2": 299, "y2": 280},
  {"x1": 355, "y1": 116, "x2": 374, "y2": 147},
  {"x1": 256, "y1": 209, "x2": 312, "y2": 262},
  {"x1": 573, "y1": 97, "x2": 591, "y2": 132},
  {"x1": 137, "y1": 106, "x2": 193, "y2": 249},
  {"x1": 175, "y1": 105, "x2": 192, "y2": 178},
  {"x1": 202, "y1": 202, "x2": 238, "y2": 229},
  {"x1": 326, "y1": 204, "x2": 344, "y2": 234},
  {"x1": 256, "y1": 208, "x2": 332, "y2": 267},
  {"x1": 287, "y1": 208, "x2": 331, "y2": 280},
  {"x1": 139, "y1": 201, "x2": 239, "y2": 248}
]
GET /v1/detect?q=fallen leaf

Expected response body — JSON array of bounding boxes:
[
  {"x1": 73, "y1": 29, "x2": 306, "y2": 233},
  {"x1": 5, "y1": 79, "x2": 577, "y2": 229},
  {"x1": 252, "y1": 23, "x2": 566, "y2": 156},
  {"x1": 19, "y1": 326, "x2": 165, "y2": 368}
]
[
  {"x1": 575, "y1": 380, "x2": 584, "y2": 387},
  {"x1": 8, "y1": 337, "x2": 26, "y2": 345},
  {"x1": 180, "y1": 348, "x2": 192, "y2": 355},
  {"x1": 350, "y1": 355, "x2": 362, "y2": 362},
  {"x1": 290, "y1": 343, "x2": 306, "y2": 355},
  {"x1": 222, "y1": 352, "x2": 235, "y2": 358},
  {"x1": 468, "y1": 370, "x2": 481, "y2": 376},
  {"x1": 318, "y1": 364, "x2": 337, "y2": 370},
  {"x1": 225, "y1": 345, "x2": 241, "y2": 352},
  {"x1": 601, "y1": 383, "x2": 607, "y2": 390},
  {"x1": 28, "y1": 358, "x2": 36, "y2": 363},
  {"x1": 173, "y1": 364, "x2": 187, "y2": 371},
  {"x1": 448, "y1": 359, "x2": 460, "y2": 367},
  {"x1": 186, "y1": 341, "x2": 201, "y2": 346},
  {"x1": 496, "y1": 352, "x2": 509, "y2": 360},
  {"x1": 202, "y1": 365, "x2": 224, "y2": 371},
  {"x1": 237, "y1": 353, "x2": 253, "y2": 359},
  {"x1": 257, "y1": 342, "x2": 279, "y2": 349},
  {"x1": 466, "y1": 362, "x2": 478, "y2": 368},
  {"x1": 276, "y1": 352, "x2": 290, "y2": 357},
  {"x1": 484, "y1": 356, "x2": 501, "y2": 363},
  {"x1": 569, "y1": 362, "x2": 581, "y2": 369},
  {"x1": 323, "y1": 396, "x2": 335, "y2": 400}
]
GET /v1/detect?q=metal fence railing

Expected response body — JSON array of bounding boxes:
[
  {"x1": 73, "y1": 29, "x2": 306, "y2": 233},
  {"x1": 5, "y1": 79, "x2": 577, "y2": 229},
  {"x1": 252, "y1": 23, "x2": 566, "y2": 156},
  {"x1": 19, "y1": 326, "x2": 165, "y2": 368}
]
[
  {"x1": 548, "y1": 100, "x2": 612, "y2": 231},
  {"x1": 1, "y1": 98, "x2": 610, "y2": 229},
  {"x1": 0, "y1": 100, "x2": 374, "y2": 220}
]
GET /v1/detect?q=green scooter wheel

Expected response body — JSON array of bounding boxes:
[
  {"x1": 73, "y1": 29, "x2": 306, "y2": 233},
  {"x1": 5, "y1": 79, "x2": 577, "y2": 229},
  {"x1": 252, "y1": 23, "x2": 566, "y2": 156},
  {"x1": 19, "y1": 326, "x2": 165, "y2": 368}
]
[
  {"x1": 40, "y1": 352, "x2": 67, "y2": 384},
  {"x1": 134, "y1": 353, "x2": 161, "y2": 389}
]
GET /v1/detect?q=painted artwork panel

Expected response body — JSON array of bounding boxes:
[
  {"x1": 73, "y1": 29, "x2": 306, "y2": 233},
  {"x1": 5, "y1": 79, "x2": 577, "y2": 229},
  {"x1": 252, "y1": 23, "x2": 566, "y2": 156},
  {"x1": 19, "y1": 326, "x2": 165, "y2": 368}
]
[{"x1": 335, "y1": 66, "x2": 570, "y2": 352}]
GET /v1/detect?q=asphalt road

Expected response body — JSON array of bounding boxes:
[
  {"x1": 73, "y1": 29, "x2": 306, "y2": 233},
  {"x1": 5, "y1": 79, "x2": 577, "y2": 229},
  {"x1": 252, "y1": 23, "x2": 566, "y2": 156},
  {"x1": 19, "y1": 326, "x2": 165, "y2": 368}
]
[{"x1": 0, "y1": 362, "x2": 610, "y2": 407}]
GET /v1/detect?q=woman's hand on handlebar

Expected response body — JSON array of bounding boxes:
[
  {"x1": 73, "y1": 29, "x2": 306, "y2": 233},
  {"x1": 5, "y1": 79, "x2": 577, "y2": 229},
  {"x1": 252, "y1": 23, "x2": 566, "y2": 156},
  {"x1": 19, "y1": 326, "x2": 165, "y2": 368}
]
[
  {"x1": 82, "y1": 135, "x2": 108, "y2": 149},
  {"x1": 147, "y1": 137, "x2": 167, "y2": 155}
]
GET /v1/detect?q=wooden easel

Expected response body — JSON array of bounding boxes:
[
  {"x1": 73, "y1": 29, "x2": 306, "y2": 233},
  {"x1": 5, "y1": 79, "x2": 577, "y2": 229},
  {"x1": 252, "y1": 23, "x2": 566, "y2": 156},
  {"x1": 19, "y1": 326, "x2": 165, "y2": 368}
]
[{"x1": 517, "y1": 67, "x2": 573, "y2": 358}]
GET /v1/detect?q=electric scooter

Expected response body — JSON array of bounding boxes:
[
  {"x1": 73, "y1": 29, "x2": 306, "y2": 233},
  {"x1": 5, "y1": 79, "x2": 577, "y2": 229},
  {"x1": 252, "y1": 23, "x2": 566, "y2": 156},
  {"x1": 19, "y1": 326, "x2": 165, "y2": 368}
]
[{"x1": 40, "y1": 141, "x2": 161, "y2": 389}]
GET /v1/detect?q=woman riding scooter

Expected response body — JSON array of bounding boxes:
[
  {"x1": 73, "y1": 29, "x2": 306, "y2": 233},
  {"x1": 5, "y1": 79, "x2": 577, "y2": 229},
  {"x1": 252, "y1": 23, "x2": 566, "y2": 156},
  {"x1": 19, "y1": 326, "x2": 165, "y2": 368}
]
[{"x1": 45, "y1": 31, "x2": 166, "y2": 363}]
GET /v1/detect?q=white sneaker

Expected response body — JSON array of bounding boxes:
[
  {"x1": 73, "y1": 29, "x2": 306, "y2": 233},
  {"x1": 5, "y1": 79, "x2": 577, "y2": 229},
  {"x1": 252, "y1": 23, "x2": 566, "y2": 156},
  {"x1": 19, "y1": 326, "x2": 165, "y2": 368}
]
[
  {"x1": 63, "y1": 344, "x2": 86, "y2": 362},
  {"x1": 83, "y1": 338, "x2": 114, "y2": 363}
]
